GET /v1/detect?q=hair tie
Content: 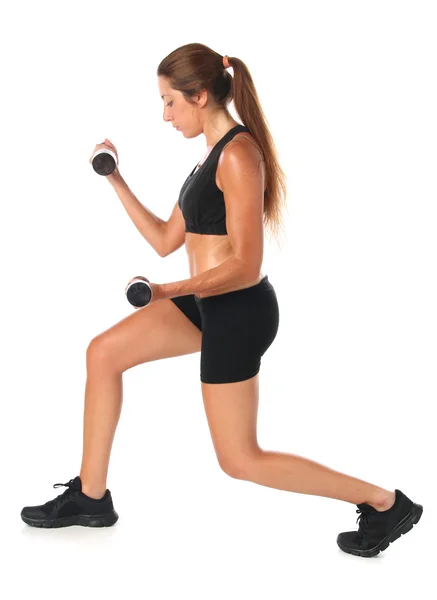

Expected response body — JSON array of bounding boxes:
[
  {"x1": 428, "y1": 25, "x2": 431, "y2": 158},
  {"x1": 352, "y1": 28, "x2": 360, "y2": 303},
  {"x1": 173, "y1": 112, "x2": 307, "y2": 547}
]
[{"x1": 223, "y1": 55, "x2": 231, "y2": 69}]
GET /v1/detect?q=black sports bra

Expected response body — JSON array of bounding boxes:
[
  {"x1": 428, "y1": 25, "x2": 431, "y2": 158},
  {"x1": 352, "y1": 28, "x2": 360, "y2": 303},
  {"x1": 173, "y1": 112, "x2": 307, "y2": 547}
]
[{"x1": 177, "y1": 124, "x2": 251, "y2": 235}]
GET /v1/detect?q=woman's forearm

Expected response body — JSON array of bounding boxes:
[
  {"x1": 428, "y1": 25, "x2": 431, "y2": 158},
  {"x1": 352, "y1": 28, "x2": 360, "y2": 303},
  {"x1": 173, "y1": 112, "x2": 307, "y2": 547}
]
[{"x1": 107, "y1": 171, "x2": 167, "y2": 257}]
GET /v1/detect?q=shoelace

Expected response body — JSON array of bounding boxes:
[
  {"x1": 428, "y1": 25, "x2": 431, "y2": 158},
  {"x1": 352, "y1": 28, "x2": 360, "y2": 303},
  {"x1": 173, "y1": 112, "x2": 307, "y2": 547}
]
[
  {"x1": 51, "y1": 479, "x2": 77, "y2": 510},
  {"x1": 355, "y1": 508, "x2": 371, "y2": 539}
]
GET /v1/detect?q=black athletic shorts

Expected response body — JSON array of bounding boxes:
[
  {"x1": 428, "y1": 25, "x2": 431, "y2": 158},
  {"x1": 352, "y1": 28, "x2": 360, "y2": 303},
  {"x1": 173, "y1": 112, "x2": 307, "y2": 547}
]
[{"x1": 170, "y1": 275, "x2": 279, "y2": 384}]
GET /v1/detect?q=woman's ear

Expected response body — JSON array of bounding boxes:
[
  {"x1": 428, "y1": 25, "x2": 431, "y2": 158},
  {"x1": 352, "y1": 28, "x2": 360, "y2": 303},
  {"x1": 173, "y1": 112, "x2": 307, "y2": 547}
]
[{"x1": 196, "y1": 88, "x2": 208, "y2": 108}]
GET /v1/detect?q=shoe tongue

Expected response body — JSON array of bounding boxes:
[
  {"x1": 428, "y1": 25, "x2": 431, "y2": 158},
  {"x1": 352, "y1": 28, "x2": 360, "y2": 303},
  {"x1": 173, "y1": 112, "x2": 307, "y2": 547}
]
[{"x1": 72, "y1": 476, "x2": 82, "y2": 491}]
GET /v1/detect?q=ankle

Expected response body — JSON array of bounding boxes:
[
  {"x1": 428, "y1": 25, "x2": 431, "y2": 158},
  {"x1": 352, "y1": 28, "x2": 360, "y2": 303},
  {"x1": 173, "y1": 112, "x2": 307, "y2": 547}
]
[
  {"x1": 369, "y1": 489, "x2": 396, "y2": 512},
  {"x1": 80, "y1": 477, "x2": 107, "y2": 500},
  {"x1": 81, "y1": 486, "x2": 106, "y2": 500}
]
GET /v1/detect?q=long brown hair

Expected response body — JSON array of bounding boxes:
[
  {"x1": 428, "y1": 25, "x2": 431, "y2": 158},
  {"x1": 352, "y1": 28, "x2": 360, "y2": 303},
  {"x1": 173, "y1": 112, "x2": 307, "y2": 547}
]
[{"x1": 157, "y1": 43, "x2": 288, "y2": 248}]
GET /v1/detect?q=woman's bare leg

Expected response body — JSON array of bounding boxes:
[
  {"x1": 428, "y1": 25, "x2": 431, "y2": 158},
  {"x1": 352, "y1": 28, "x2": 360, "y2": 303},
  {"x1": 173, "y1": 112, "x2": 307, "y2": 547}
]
[
  {"x1": 79, "y1": 354, "x2": 123, "y2": 500},
  {"x1": 242, "y1": 450, "x2": 396, "y2": 510},
  {"x1": 76, "y1": 300, "x2": 203, "y2": 500},
  {"x1": 202, "y1": 377, "x2": 397, "y2": 510}
]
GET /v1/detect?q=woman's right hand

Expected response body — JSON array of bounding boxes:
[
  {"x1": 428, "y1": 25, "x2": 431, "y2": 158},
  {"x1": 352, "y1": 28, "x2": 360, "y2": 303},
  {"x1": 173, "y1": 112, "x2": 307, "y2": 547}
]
[{"x1": 89, "y1": 138, "x2": 120, "y2": 179}]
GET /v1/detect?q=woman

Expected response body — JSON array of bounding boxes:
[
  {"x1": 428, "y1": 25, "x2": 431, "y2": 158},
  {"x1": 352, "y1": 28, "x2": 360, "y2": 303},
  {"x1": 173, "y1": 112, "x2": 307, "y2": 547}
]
[{"x1": 21, "y1": 43, "x2": 422, "y2": 558}]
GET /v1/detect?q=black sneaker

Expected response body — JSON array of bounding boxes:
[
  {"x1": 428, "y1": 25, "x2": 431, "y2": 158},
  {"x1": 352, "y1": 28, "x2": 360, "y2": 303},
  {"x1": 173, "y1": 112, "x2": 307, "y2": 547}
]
[
  {"x1": 337, "y1": 489, "x2": 423, "y2": 557},
  {"x1": 20, "y1": 476, "x2": 119, "y2": 528}
]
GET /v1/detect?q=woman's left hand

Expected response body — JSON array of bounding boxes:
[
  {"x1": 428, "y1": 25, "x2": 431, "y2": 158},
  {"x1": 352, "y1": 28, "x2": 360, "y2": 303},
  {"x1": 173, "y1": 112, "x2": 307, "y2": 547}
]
[{"x1": 146, "y1": 282, "x2": 162, "y2": 305}]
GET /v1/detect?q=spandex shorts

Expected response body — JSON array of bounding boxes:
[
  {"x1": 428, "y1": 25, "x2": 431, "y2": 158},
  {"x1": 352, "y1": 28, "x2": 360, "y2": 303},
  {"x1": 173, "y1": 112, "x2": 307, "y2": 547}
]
[{"x1": 170, "y1": 275, "x2": 279, "y2": 384}]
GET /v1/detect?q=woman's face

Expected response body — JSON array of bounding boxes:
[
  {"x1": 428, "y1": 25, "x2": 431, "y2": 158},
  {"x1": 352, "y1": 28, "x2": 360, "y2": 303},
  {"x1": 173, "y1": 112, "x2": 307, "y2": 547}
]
[{"x1": 158, "y1": 76, "x2": 204, "y2": 138}]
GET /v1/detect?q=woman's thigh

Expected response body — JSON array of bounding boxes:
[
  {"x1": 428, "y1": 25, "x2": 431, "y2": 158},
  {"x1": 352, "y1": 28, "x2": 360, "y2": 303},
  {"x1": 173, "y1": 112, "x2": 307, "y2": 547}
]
[{"x1": 87, "y1": 298, "x2": 202, "y2": 373}]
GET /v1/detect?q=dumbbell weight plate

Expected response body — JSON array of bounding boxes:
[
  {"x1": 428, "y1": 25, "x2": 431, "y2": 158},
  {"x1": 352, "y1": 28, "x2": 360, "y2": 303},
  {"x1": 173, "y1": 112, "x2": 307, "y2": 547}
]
[
  {"x1": 126, "y1": 280, "x2": 153, "y2": 307},
  {"x1": 92, "y1": 149, "x2": 117, "y2": 176}
]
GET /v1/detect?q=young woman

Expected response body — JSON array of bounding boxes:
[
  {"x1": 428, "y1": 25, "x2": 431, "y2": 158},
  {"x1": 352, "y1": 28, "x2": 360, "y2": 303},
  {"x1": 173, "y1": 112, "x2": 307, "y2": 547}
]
[{"x1": 21, "y1": 43, "x2": 422, "y2": 558}]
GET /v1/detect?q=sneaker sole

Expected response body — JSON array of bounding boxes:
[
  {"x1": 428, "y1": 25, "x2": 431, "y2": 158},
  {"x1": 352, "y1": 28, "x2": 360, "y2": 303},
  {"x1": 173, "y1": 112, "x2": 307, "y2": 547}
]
[
  {"x1": 21, "y1": 509, "x2": 119, "y2": 528},
  {"x1": 337, "y1": 502, "x2": 423, "y2": 558}
]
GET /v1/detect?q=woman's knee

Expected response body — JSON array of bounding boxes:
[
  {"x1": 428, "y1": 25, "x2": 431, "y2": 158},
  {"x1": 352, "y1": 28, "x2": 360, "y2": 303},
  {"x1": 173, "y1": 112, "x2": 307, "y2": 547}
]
[{"x1": 86, "y1": 335, "x2": 117, "y2": 368}]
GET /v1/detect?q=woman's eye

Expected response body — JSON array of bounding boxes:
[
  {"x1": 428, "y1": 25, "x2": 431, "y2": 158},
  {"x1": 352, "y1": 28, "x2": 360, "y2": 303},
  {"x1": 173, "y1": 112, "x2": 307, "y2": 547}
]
[{"x1": 166, "y1": 101, "x2": 173, "y2": 107}]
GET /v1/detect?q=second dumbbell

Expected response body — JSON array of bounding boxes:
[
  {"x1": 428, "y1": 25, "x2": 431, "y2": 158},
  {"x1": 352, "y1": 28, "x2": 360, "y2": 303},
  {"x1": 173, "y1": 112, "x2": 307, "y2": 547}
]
[{"x1": 125, "y1": 278, "x2": 153, "y2": 307}]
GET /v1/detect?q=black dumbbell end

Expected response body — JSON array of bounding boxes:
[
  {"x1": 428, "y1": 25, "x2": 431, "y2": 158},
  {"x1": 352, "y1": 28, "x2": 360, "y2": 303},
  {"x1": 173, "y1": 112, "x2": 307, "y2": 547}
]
[
  {"x1": 126, "y1": 280, "x2": 152, "y2": 307},
  {"x1": 92, "y1": 149, "x2": 117, "y2": 176}
]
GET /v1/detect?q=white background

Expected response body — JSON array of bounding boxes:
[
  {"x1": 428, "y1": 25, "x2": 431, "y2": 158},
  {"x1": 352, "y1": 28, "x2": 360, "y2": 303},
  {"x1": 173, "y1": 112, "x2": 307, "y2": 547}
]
[{"x1": 1, "y1": 0, "x2": 435, "y2": 597}]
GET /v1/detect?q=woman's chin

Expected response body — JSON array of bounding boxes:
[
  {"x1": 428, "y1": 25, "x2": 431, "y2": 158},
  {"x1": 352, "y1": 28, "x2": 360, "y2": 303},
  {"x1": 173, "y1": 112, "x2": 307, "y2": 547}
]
[{"x1": 178, "y1": 127, "x2": 202, "y2": 139}]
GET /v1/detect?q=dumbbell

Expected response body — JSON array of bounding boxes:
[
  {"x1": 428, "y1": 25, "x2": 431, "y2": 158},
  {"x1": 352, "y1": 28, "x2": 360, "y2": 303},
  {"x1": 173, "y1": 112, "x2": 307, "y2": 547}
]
[
  {"x1": 125, "y1": 277, "x2": 153, "y2": 307},
  {"x1": 91, "y1": 148, "x2": 117, "y2": 176}
]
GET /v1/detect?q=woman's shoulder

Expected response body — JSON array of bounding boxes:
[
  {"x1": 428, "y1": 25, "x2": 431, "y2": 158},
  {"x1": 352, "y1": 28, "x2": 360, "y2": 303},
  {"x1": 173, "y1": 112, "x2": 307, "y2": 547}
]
[{"x1": 228, "y1": 131, "x2": 263, "y2": 159}]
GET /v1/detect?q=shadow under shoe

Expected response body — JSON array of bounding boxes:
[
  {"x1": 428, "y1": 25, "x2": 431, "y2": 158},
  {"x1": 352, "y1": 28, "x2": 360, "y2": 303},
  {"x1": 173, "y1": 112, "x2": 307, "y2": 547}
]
[
  {"x1": 21, "y1": 476, "x2": 119, "y2": 528},
  {"x1": 337, "y1": 489, "x2": 423, "y2": 558}
]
